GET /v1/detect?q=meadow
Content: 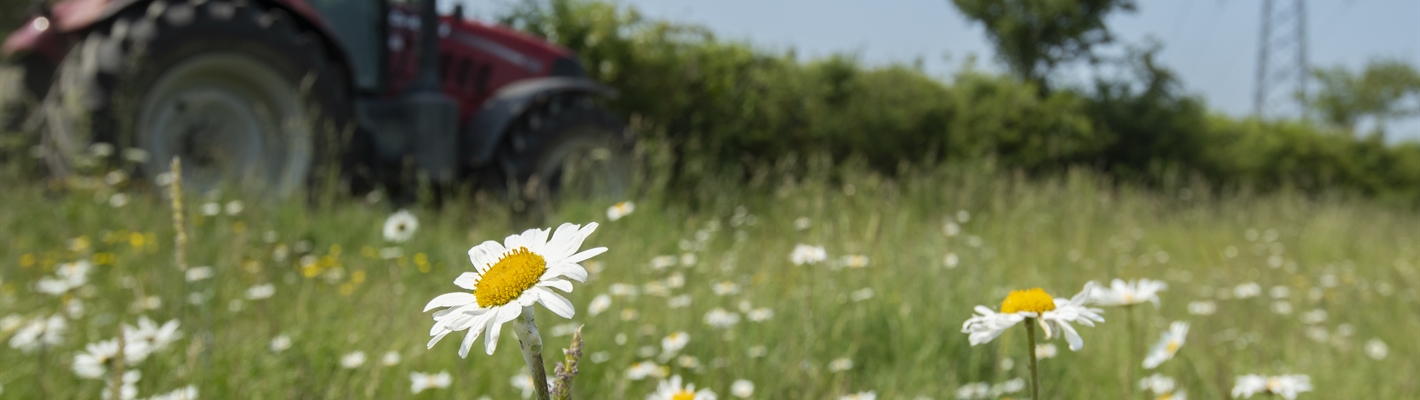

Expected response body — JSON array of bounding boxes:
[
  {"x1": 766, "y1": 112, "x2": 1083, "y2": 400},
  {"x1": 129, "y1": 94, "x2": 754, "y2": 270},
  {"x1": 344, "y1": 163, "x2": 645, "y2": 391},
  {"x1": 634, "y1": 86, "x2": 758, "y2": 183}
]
[{"x1": 0, "y1": 154, "x2": 1416, "y2": 399}]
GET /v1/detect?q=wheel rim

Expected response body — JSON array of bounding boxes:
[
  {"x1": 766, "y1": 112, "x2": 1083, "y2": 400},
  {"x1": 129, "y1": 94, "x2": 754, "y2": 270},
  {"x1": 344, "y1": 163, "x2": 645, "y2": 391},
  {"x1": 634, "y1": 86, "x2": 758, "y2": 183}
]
[{"x1": 137, "y1": 53, "x2": 312, "y2": 196}]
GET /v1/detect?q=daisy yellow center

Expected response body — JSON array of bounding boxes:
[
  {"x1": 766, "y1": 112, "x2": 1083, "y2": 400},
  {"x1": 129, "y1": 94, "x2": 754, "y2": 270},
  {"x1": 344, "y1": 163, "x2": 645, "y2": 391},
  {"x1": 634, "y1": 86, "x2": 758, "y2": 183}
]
[
  {"x1": 474, "y1": 247, "x2": 547, "y2": 307},
  {"x1": 672, "y1": 390, "x2": 695, "y2": 400},
  {"x1": 1166, "y1": 340, "x2": 1180, "y2": 354},
  {"x1": 1001, "y1": 288, "x2": 1056, "y2": 314}
]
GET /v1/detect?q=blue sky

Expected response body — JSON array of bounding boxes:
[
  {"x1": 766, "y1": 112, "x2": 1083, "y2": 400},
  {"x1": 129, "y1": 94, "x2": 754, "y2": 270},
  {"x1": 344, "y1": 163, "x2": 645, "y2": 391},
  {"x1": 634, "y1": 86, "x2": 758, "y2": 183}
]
[{"x1": 458, "y1": 0, "x2": 1420, "y2": 141}]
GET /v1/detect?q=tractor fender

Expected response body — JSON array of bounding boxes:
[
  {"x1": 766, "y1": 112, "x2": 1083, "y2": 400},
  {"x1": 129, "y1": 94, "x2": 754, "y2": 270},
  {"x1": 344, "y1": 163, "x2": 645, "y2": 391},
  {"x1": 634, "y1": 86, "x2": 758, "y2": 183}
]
[
  {"x1": 464, "y1": 76, "x2": 616, "y2": 167},
  {"x1": 2, "y1": 0, "x2": 353, "y2": 88}
]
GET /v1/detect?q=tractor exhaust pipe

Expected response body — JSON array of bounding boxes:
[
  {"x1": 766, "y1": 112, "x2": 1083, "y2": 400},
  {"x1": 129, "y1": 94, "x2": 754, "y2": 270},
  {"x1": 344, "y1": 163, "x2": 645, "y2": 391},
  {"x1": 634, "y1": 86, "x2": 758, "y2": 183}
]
[{"x1": 401, "y1": 0, "x2": 459, "y2": 182}]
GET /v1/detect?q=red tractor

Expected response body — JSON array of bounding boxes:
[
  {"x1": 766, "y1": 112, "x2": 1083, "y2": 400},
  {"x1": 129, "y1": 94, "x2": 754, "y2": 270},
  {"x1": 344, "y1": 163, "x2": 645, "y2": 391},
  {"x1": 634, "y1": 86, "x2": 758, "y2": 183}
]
[{"x1": 1, "y1": 0, "x2": 630, "y2": 202}]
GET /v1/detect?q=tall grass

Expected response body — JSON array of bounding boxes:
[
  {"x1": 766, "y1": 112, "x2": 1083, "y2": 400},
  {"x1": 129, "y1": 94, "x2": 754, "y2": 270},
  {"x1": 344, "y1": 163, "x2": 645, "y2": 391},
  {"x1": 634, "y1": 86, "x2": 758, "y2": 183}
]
[{"x1": 0, "y1": 157, "x2": 1416, "y2": 399}]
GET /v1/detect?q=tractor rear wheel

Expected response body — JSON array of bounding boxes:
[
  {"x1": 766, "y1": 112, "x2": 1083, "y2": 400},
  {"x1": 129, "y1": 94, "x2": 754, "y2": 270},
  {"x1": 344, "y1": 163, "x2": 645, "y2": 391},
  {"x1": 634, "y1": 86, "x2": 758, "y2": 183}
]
[
  {"x1": 502, "y1": 97, "x2": 632, "y2": 215},
  {"x1": 38, "y1": 0, "x2": 352, "y2": 196}
]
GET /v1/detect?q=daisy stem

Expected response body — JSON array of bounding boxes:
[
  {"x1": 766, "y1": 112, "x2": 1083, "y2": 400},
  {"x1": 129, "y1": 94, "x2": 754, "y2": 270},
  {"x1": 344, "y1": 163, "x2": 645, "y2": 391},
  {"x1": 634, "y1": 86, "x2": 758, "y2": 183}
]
[
  {"x1": 1025, "y1": 317, "x2": 1041, "y2": 400},
  {"x1": 513, "y1": 306, "x2": 551, "y2": 400}
]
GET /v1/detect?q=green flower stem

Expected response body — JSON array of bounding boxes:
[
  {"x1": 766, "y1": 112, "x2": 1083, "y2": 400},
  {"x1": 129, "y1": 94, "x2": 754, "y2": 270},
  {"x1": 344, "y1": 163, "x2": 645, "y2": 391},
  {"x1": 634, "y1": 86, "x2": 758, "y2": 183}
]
[
  {"x1": 1026, "y1": 317, "x2": 1041, "y2": 400},
  {"x1": 513, "y1": 306, "x2": 551, "y2": 400}
]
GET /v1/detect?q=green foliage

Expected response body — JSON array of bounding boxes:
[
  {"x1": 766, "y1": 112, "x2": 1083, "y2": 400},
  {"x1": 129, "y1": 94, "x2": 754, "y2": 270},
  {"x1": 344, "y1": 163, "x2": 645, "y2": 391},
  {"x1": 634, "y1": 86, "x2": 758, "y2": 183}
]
[
  {"x1": 950, "y1": 0, "x2": 1137, "y2": 90},
  {"x1": 1307, "y1": 60, "x2": 1420, "y2": 138},
  {"x1": 502, "y1": 0, "x2": 1420, "y2": 204}
]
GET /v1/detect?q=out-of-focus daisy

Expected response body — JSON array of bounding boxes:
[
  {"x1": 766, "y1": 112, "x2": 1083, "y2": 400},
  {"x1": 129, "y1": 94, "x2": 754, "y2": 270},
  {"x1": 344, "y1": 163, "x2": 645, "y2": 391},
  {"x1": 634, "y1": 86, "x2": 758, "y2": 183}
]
[
  {"x1": 410, "y1": 370, "x2": 452, "y2": 394},
  {"x1": 944, "y1": 253, "x2": 960, "y2": 269},
  {"x1": 668, "y1": 294, "x2": 693, "y2": 308},
  {"x1": 270, "y1": 335, "x2": 292, "y2": 353},
  {"x1": 990, "y1": 379, "x2": 1026, "y2": 397},
  {"x1": 1232, "y1": 374, "x2": 1312, "y2": 399},
  {"x1": 225, "y1": 200, "x2": 244, "y2": 216},
  {"x1": 747, "y1": 346, "x2": 767, "y2": 358},
  {"x1": 341, "y1": 351, "x2": 367, "y2": 368},
  {"x1": 109, "y1": 193, "x2": 130, "y2": 208},
  {"x1": 147, "y1": 385, "x2": 198, "y2": 400},
  {"x1": 511, "y1": 372, "x2": 555, "y2": 399},
  {"x1": 1089, "y1": 278, "x2": 1167, "y2": 307},
  {"x1": 1365, "y1": 339, "x2": 1388, "y2": 360},
  {"x1": 382, "y1": 351, "x2": 402, "y2": 366},
  {"x1": 661, "y1": 331, "x2": 690, "y2": 357},
  {"x1": 246, "y1": 283, "x2": 275, "y2": 300},
  {"x1": 789, "y1": 244, "x2": 827, "y2": 266},
  {"x1": 955, "y1": 382, "x2": 990, "y2": 399},
  {"x1": 1139, "y1": 373, "x2": 1176, "y2": 394},
  {"x1": 106, "y1": 370, "x2": 140, "y2": 400},
  {"x1": 1035, "y1": 343, "x2": 1058, "y2": 359},
  {"x1": 383, "y1": 209, "x2": 419, "y2": 243},
  {"x1": 36, "y1": 260, "x2": 92, "y2": 296},
  {"x1": 1186, "y1": 301, "x2": 1216, "y2": 315},
  {"x1": 748, "y1": 308, "x2": 775, "y2": 322},
  {"x1": 828, "y1": 357, "x2": 854, "y2": 372},
  {"x1": 626, "y1": 361, "x2": 665, "y2": 380},
  {"x1": 1143, "y1": 321, "x2": 1189, "y2": 369},
  {"x1": 793, "y1": 216, "x2": 812, "y2": 230},
  {"x1": 1233, "y1": 282, "x2": 1262, "y2": 299},
  {"x1": 841, "y1": 255, "x2": 870, "y2": 269},
  {"x1": 424, "y1": 223, "x2": 604, "y2": 358},
  {"x1": 607, "y1": 201, "x2": 635, "y2": 221},
  {"x1": 201, "y1": 202, "x2": 221, "y2": 216},
  {"x1": 650, "y1": 256, "x2": 677, "y2": 270},
  {"x1": 730, "y1": 379, "x2": 754, "y2": 398},
  {"x1": 961, "y1": 282, "x2": 1104, "y2": 351},
  {"x1": 124, "y1": 316, "x2": 182, "y2": 355},
  {"x1": 839, "y1": 391, "x2": 876, "y2": 400},
  {"x1": 647, "y1": 375, "x2": 716, "y2": 400},
  {"x1": 185, "y1": 266, "x2": 214, "y2": 282},
  {"x1": 712, "y1": 281, "x2": 740, "y2": 296},
  {"x1": 8, "y1": 314, "x2": 67, "y2": 352},
  {"x1": 677, "y1": 355, "x2": 700, "y2": 369},
  {"x1": 704, "y1": 308, "x2": 741, "y2": 329},
  {"x1": 1299, "y1": 309, "x2": 1327, "y2": 325},
  {"x1": 589, "y1": 294, "x2": 612, "y2": 316},
  {"x1": 850, "y1": 288, "x2": 875, "y2": 302},
  {"x1": 73, "y1": 338, "x2": 124, "y2": 379}
]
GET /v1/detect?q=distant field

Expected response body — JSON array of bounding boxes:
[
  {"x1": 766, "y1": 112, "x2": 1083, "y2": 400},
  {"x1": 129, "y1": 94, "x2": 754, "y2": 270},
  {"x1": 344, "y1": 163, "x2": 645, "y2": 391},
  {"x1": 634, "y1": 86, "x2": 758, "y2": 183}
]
[{"x1": 0, "y1": 159, "x2": 1416, "y2": 399}]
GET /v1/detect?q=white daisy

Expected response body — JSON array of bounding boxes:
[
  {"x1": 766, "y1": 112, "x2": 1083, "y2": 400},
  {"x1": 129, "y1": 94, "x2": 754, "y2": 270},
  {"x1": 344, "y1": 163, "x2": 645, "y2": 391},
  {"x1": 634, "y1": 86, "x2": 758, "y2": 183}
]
[
  {"x1": 626, "y1": 361, "x2": 666, "y2": 381},
  {"x1": 1139, "y1": 373, "x2": 1176, "y2": 394},
  {"x1": 1232, "y1": 374, "x2": 1312, "y2": 399},
  {"x1": 647, "y1": 375, "x2": 716, "y2": 400},
  {"x1": 704, "y1": 308, "x2": 741, "y2": 329},
  {"x1": 1365, "y1": 338, "x2": 1388, "y2": 360},
  {"x1": 382, "y1": 351, "x2": 402, "y2": 366},
  {"x1": 730, "y1": 379, "x2": 754, "y2": 398},
  {"x1": 123, "y1": 316, "x2": 182, "y2": 356},
  {"x1": 340, "y1": 351, "x2": 366, "y2": 368},
  {"x1": 1035, "y1": 343, "x2": 1058, "y2": 359},
  {"x1": 1089, "y1": 278, "x2": 1167, "y2": 307},
  {"x1": 383, "y1": 209, "x2": 419, "y2": 243},
  {"x1": 607, "y1": 201, "x2": 636, "y2": 221},
  {"x1": 961, "y1": 282, "x2": 1104, "y2": 351},
  {"x1": 8, "y1": 314, "x2": 67, "y2": 353},
  {"x1": 245, "y1": 284, "x2": 276, "y2": 300},
  {"x1": 424, "y1": 223, "x2": 605, "y2": 357},
  {"x1": 269, "y1": 334, "x2": 292, "y2": 353},
  {"x1": 589, "y1": 294, "x2": 612, "y2": 316},
  {"x1": 828, "y1": 357, "x2": 854, "y2": 372},
  {"x1": 789, "y1": 244, "x2": 827, "y2": 266},
  {"x1": 410, "y1": 370, "x2": 452, "y2": 394},
  {"x1": 73, "y1": 339, "x2": 123, "y2": 379},
  {"x1": 1143, "y1": 321, "x2": 1189, "y2": 369},
  {"x1": 661, "y1": 331, "x2": 690, "y2": 357}
]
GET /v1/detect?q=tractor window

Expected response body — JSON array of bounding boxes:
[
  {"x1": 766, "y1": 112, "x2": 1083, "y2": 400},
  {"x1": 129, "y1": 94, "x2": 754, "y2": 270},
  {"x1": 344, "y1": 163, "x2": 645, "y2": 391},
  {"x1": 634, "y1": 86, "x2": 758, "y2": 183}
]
[{"x1": 310, "y1": 0, "x2": 384, "y2": 92}]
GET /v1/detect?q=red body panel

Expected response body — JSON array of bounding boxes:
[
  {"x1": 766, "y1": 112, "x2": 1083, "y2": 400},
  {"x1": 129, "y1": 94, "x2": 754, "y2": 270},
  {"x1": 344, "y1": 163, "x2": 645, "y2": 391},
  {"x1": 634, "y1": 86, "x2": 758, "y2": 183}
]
[{"x1": 384, "y1": 6, "x2": 576, "y2": 123}]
